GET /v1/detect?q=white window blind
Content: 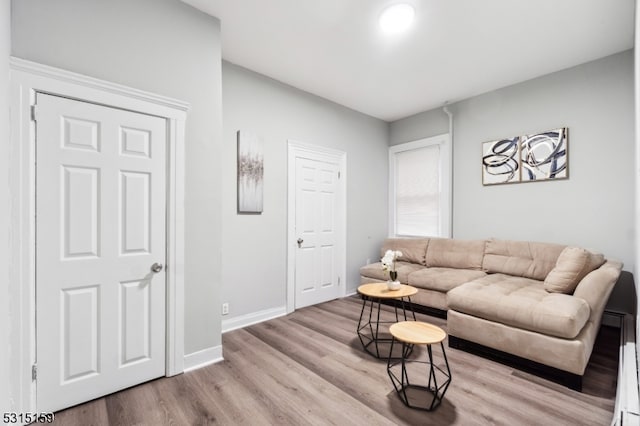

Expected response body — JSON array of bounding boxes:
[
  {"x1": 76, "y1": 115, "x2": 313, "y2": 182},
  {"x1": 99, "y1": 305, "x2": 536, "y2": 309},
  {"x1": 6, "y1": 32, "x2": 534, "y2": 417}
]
[
  {"x1": 389, "y1": 134, "x2": 451, "y2": 238},
  {"x1": 395, "y1": 145, "x2": 440, "y2": 236}
]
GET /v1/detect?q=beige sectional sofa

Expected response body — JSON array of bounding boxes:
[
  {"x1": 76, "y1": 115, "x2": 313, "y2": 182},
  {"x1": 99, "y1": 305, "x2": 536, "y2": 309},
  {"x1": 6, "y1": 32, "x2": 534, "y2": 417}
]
[{"x1": 359, "y1": 237, "x2": 622, "y2": 390}]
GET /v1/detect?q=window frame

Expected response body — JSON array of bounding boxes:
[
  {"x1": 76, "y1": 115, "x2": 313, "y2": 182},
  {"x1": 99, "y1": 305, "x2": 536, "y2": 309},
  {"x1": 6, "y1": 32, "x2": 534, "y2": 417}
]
[{"x1": 388, "y1": 133, "x2": 452, "y2": 238}]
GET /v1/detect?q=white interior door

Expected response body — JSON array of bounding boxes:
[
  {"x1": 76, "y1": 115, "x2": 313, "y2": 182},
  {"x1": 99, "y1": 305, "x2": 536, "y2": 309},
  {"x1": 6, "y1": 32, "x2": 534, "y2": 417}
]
[
  {"x1": 294, "y1": 156, "x2": 341, "y2": 308},
  {"x1": 35, "y1": 93, "x2": 167, "y2": 412}
]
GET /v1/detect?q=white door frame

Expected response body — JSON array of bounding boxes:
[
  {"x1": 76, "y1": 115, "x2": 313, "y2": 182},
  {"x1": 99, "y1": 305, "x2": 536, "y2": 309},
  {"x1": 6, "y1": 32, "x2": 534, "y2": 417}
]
[
  {"x1": 286, "y1": 140, "x2": 346, "y2": 314},
  {"x1": 8, "y1": 58, "x2": 189, "y2": 413}
]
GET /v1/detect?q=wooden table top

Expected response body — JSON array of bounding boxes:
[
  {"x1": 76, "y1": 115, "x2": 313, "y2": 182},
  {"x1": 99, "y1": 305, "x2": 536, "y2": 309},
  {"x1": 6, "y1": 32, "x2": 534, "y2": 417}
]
[
  {"x1": 357, "y1": 282, "x2": 417, "y2": 299},
  {"x1": 389, "y1": 321, "x2": 447, "y2": 345}
]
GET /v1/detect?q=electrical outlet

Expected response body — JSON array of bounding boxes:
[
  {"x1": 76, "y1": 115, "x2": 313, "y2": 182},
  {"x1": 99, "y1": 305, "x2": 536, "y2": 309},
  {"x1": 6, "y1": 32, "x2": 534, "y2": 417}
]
[
  {"x1": 222, "y1": 303, "x2": 229, "y2": 315},
  {"x1": 366, "y1": 258, "x2": 371, "y2": 265}
]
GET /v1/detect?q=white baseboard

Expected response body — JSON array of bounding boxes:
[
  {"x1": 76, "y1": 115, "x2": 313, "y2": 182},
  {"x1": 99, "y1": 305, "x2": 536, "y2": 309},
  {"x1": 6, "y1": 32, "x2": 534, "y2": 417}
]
[
  {"x1": 183, "y1": 304, "x2": 288, "y2": 372},
  {"x1": 222, "y1": 306, "x2": 287, "y2": 333},
  {"x1": 183, "y1": 345, "x2": 223, "y2": 373}
]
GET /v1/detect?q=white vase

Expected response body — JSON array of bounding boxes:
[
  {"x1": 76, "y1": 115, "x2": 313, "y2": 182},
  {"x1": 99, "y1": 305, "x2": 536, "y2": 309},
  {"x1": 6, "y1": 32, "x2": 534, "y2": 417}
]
[{"x1": 387, "y1": 280, "x2": 401, "y2": 290}]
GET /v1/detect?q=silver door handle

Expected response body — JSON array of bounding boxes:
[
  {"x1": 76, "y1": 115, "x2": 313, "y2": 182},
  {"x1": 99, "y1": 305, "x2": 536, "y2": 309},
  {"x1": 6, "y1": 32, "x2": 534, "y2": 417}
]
[
  {"x1": 297, "y1": 238, "x2": 303, "y2": 247},
  {"x1": 151, "y1": 263, "x2": 163, "y2": 273}
]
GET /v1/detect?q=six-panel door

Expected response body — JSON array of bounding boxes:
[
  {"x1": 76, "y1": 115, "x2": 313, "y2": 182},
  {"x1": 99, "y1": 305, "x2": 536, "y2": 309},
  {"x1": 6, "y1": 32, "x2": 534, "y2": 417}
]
[
  {"x1": 294, "y1": 156, "x2": 340, "y2": 309},
  {"x1": 35, "y1": 93, "x2": 167, "y2": 412}
]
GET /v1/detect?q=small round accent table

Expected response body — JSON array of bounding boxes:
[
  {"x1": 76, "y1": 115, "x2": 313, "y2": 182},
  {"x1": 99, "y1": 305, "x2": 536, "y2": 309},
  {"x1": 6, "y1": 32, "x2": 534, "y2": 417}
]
[
  {"x1": 356, "y1": 283, "x2": 417, "y2": 359},
  {"x1": 387, "y1": 321, "x2": 452, "y2": 411}
]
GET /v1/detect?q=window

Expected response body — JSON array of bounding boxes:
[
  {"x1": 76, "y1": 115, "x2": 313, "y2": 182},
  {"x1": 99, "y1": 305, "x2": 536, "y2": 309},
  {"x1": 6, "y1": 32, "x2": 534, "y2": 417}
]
[{"x1": 389, "y1": 134, "x2": 451, "y2": 237}]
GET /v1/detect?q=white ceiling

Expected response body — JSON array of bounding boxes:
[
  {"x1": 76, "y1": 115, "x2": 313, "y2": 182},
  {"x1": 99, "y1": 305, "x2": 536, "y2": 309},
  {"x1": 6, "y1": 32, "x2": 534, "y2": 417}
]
[{"x1": 182, "y1": 0, "x2": 635, "y2": 122}]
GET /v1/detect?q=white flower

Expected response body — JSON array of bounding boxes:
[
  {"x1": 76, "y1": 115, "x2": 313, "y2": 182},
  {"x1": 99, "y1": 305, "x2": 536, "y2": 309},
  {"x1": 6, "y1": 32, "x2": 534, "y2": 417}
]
[{"x1": 380, "y1": 249, "x2": 402, "y2": 272}]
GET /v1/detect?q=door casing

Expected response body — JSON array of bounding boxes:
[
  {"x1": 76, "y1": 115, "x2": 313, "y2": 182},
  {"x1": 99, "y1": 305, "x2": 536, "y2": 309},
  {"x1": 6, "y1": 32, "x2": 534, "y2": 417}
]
[
  {"x1": 8, "y1": 57, "x2": 189, "y2": 413},
  {"x1": 286, "y1": 140, "x2": 346, "y2": 314}
]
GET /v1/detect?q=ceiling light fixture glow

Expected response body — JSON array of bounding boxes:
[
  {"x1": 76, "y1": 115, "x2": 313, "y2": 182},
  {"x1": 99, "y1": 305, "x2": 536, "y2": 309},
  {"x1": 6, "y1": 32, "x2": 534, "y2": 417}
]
[{"x1": 379, "y1": 3, "x2": 415, "y2": 34}]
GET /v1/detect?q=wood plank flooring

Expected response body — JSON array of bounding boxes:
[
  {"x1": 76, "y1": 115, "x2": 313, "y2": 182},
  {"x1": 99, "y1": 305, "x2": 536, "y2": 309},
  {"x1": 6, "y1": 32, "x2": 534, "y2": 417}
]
[{"x1": 51, "y1": 295, "x2": 619, "y2": 425}]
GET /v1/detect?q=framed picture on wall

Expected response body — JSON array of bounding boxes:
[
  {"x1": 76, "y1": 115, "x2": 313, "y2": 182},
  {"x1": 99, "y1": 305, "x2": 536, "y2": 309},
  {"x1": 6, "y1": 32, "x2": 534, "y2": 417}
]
[
  {"x1": 482, "y1": 127, "x2": 568, "y2": 185},
  {"x1": 482, "y1": 137, "x2": 521, "y2": 185},
  {"x1": 237, "y1": 130, "x2": 264, "y2": 213},
  {"x1": 520, "y1": 128, "x2": 568, "y2": 182}
]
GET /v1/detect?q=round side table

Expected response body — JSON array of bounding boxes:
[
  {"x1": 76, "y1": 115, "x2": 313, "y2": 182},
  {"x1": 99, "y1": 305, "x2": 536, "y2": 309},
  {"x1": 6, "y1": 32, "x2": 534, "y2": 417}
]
[
  {"x1": 356, "y1": 283, "x2": 417, "y2": 359},
  {"x1": 387, "y1": 321, "x2": 452, "y2": 411}
]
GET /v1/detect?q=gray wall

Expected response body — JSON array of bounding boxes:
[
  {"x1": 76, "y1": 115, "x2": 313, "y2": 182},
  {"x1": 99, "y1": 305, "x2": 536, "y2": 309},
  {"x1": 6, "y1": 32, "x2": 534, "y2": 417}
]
[
  {"x1": 221, "y1": 61, "x2": 388, "y2": 320},
  {"x1": 1, "y1": 0, "x2": 10, "y2": 414},
  {"x1": 390, "y1": 50, "x2": 635, "y2": 313},
  {"x1": 11, "y1": 0, "x2": 224, "y2": 354}
]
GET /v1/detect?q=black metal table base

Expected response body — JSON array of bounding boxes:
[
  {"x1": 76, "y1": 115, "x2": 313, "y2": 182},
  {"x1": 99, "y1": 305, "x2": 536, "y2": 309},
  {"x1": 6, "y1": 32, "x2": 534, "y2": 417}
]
[
  {"x1": 357, "y1": 295, "x2": 416, "y2": 359},
  {"x1": 387, "y1": 339, "x2": 452, "y2": 411}
]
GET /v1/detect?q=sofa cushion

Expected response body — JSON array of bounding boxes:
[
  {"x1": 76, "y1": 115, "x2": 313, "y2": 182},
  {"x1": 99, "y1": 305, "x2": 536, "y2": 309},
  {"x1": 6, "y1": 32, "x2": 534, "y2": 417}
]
[
  {"x1": 447, "y1": 274, "x2": 590, "y2": 339},
  {"x1": 408, "y1": 267, "x2": 487, "y2": 292},
  {"x1": 482, "y1": 239, "x2": 566, "y2": 280},
  {"x1": 381, "y1": 238, "x2": 430, "y2": 266},
  {"x1": 360, "y1": 261, "x2": 424, "y2": 283},
  {"x1": 425, "y1": 238, "x2": 486, "y2": 270},
  {"x1": 544, "y1": 247, "x2": 606, "y2": 294}
]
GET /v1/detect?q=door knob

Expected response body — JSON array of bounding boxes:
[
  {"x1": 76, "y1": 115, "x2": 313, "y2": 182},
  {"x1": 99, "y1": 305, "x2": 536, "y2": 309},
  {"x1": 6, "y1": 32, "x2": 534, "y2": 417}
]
[
  {"x1": 151, "y1": 263, "x2": 163, "y2": 273},
  {"x1": 297, "y1": 238, "x2": 303, "y2": 247}
]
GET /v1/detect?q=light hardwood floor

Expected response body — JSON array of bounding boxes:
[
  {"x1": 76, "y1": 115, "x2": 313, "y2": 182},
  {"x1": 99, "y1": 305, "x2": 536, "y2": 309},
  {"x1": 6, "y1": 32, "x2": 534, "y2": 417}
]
[{"x1": 52, "y1": 295, "x2": 618, "y2": 425}]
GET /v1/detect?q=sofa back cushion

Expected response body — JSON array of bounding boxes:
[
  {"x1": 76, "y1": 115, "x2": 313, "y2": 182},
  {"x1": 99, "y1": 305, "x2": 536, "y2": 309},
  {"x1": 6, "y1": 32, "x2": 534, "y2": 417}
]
[
  {"x1": 482, "y1": 239, "x2": 566, "y2": 280},
  {"x1": 380, "y1": 238, "x2": 430, "y2": 265},
  {"x1": 544, "y1": 247, "x2": 606, "y2": 294},
  {"x1": 425, "y1": 238, "x2": 486, "y2": 270}
]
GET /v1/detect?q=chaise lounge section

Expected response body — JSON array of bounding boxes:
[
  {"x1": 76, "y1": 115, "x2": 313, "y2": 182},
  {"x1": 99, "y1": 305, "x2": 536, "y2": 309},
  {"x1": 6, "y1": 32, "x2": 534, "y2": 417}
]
[{"x1": 359, "y1": 237, "x2": 622, "y2": 390}]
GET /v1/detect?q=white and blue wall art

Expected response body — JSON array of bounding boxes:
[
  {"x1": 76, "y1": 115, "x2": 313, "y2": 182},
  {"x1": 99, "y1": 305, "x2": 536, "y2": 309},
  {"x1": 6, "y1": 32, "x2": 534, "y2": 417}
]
[
  {"x1": 482, "y1": 127, "x2": 568, "y2": 185},
  {"x1": 237, "y1": 130, "x2": 264, "y2": 213}
]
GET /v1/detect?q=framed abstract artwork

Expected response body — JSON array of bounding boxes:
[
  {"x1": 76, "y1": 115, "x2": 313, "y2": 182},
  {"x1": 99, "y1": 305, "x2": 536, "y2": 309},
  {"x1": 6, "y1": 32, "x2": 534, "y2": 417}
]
[
  {"x1": 520, "y1": 128, "x2": 568, "y2": 182},
  {"x1": 482, "y1": 127, "x2": 568, "y2": 185},
  {"x1": 481, "y1": 136, "x2": 521, "y2": 185},
  {"x1": 237, "y1": 130, "x2": 264, "y2": 213}
]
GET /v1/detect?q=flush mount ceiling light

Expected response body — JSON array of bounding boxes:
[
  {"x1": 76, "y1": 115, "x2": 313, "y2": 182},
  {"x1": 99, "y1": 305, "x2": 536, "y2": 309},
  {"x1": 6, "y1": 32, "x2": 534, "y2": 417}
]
[{"x1": 379, "y1": 3, "x2": 415, "y2": 34}]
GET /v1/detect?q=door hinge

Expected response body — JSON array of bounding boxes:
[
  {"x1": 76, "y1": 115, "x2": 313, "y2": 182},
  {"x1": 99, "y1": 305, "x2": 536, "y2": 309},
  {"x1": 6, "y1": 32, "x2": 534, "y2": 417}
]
[
  {"x1": 32, "y1": 364, "x2": 37, "y2": 381},
  {"x1": 30, "y1": 105, "x2": 37, "y2": 122},
  {"x1": 338, "y1": 276, "x2": 341, "y2": 286},
  {"x1": 338, "y1": 171, "x2": 341, "y2": 179}
]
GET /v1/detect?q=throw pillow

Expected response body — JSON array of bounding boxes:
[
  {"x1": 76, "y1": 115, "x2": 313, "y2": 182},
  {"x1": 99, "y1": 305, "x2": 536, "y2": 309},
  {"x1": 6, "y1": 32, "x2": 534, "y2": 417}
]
[{"x1": 544, "y1": 247, "x2": 605, "y2": 294}]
